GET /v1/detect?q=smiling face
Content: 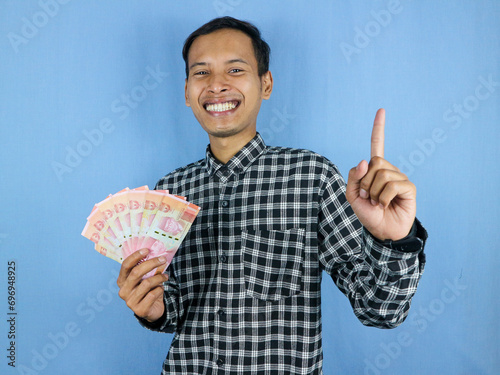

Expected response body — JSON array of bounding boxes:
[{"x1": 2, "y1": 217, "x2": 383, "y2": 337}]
[{"x1": 184, "y1": 28, "x2": 273, "y2": 144}]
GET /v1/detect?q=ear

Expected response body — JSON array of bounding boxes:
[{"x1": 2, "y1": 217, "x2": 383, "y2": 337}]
[
  {"x1": 261, "y1": 71, "x2": 273, "y2": 100},
  {"x1": 184, "y1": 78, "x2": 191, "y2": 107}
]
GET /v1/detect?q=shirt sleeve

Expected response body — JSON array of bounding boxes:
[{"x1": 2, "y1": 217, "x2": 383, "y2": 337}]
[{"x1": 317, "y1": 165, "x2": 427, "y2": 329}]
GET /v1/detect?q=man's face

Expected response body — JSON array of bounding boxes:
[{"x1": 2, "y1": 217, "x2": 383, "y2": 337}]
[{"x1": 184, "y1": 29, "x2": 272, "y2": 140}]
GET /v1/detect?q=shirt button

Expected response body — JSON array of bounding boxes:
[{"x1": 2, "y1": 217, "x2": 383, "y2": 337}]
[
  {"x1": 217, "y1": 309, "x2": 225, "y2": 316},
  {"x1": 220, "y1": 254, "x2": 227, "y2": 263},
  {"x1": 221, "y1": 200, "x2": 229, "y2": 207},
  {"x1": 216, "y1": 358, "x2": 224, "y2": 366}
]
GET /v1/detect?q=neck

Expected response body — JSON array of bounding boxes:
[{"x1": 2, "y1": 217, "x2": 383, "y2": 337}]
[{"x1": 208, "y1": 130, "x2": 256, "y2": 164}]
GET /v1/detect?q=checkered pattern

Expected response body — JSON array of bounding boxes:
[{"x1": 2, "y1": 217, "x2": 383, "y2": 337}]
[{"x1": 137, "y1": 133, "x2": 426, "y2": 374}]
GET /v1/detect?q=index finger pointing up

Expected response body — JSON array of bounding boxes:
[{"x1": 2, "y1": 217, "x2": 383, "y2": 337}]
[{"x1": 371, "y1": 108, "x2": 385, "y2": 159}]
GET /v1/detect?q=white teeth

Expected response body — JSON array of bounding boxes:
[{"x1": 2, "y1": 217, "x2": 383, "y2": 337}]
[{"x1": 206, "y1": 101, "x2": 237, "y2": 112}]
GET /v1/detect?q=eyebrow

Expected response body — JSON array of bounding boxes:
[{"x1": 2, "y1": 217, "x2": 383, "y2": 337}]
[{"x1": 189, "y1": 59, "x2": 250, "y2": 72}]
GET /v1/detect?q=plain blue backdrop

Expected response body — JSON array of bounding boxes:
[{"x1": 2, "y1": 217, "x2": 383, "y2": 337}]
[{"x1": 1, "y1": 1, "x2": 499, "y2": 374}]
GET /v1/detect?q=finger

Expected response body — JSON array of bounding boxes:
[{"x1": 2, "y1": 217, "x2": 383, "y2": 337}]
[
  {"x1": 371, "y1": 108, "x2": 385, "y2": 159},
  {"x1": 117, "y1": 248, "x2": 149, "y2": 287},
  {"x1": 118, "y1": 253, "x2": 167, "y2": 301},
  {"x1": 116, "y1": 249, "x2": 149, "y2": 287},
  {"x1": 126, "y1": 273, "x2": 168, "y2": 309},
  {"x1": 359, "y1": 157, "x2": 400, "y2": 199},
  {"x1": 378, "y1": 180, "x2": 416, "y2": 209},
  {"x1": 346, "y1": 160, "x2": 369, "y2": 203},
  {"x1": 126, "y1": 255, "x2": 168, "y2": 286},
  {"x1": 368, "y1": 169, "x2": 408, "y2": 205},
  {"x1": 153, "y1": 261, "x2": 169, "y2": 277},
  {"x1": 129, "y1": 285, "x2": 165, "y2": 319}
]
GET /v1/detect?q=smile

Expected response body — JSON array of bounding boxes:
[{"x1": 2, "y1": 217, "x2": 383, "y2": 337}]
[{"x1": 204, "y1": 100, "x2": 240, "y2": 113}]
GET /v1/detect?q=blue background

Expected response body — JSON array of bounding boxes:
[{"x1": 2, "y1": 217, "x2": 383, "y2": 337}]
[{"x1": 1, "y1": 1, "x2": 499, "y2": 374}]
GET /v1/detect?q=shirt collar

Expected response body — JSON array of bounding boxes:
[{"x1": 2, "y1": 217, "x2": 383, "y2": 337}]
[{"x1": 205, "y1": 132, "x2": 267, "y2": 176}]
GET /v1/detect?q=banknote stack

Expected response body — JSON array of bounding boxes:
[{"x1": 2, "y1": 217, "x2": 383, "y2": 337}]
[{"x1": 82, "y1": 186, "x2": 200, "y2": 278}]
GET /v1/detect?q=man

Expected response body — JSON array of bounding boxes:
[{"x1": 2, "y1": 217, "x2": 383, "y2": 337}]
[{"x1": 117, "y1": 17, "x2": 427, "y2": 374}]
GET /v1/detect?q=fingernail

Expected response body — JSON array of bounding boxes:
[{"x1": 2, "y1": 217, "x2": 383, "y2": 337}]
[
  {"x1": 140, "y1": 248, "x2": 149, "y2": 255},
  {"x1": 360, "y1": 189, "x2": 368, "y2": 199},
  {"x1": 371, "y1": 199, "x2": 378, "y2": 206},
  {"x1": 158, "y1": 256, "x2": 167, "y2": 263},
  {"x1": 379, "y1": 203, "x2": 385, "y2": 210}
]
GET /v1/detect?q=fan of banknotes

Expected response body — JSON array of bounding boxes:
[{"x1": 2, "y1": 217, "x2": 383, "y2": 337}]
[{"x1": 82, "y1": 186, "x2": 200, "y2": 278}]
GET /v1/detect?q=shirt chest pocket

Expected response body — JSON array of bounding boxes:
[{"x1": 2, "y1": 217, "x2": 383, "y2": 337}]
[{"x1": 241, "y1": 228, "x2": 305, "y2": 302}]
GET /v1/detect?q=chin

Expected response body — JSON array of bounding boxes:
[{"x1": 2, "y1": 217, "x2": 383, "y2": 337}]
[{"x1": 207, "y1": 128, "x2": 241, "y2": 138}]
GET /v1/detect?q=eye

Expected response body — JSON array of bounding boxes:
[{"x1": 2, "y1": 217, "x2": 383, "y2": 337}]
[
  {"x1": 194, "y1": 71, "x2": 208, "y2": 76},
  {"x1": 229, "y1": 68, "x2": 243, "y2": 73}
]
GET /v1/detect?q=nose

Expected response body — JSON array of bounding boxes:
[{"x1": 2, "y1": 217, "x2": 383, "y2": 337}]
[{"x1": 207, "y1": 72, "x2": 230, "y2": 94}]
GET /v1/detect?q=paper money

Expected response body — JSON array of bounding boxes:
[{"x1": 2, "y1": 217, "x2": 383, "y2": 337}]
[
  {"x1": 136, "y1": 190, "x2": 168, "y2": 252},
  {"x1": 82, "y1": 186, "x2": 200, "y2": 278},
  {"x1": 126, "y1": 185, "x2": 149, "y2": 252},
  {"x1": 82, "y1": 204, "x2": 123, "y2": 262}
]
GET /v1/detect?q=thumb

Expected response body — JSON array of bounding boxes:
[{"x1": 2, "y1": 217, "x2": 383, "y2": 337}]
[{"x1": 346, "y1": 160, "x2": 368, "y2": 203}]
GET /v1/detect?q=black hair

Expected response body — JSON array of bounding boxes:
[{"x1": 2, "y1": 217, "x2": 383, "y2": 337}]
[{"x1": 182, "y1": 16, "x2": 270, "y2": 78}]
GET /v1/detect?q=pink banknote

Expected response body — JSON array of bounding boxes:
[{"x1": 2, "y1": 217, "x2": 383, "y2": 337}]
[
  {"x1": 82, "y1": 186, "x2": 200, "y2": 278},
  {"x1": 126, "y1": 185, "x2": 149, "y2": 252},
  {"x1": 82, "y1": 204, "x2": 123, "y2": 262},
  {"x1": 135, "y1": 190, "x2": 169, "y2": 251}
]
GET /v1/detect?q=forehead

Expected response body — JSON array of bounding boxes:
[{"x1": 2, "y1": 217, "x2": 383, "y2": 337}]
[{"x1": 188, "y1": 29, "x2": 257, "y2": 66}]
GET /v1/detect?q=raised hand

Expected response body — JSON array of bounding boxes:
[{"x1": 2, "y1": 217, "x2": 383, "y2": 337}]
[{"x1": 346, "y1": 109, "x2": 416, "y2": 241}]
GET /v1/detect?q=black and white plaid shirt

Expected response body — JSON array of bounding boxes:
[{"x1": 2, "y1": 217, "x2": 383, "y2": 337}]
[{"x1": 137, "y1": 133, "x2": 427, "y2": 374}]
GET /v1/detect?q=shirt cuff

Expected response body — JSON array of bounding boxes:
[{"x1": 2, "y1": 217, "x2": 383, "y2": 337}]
[
  {"x1": 134, "y1": 308, "x2": 167, "y2": 331},
  {"x1": 362, "y1": 219, "x2": 427, "y2": 275},
  {"x1": 370, "y1": 218, "x2": 428, "y2": 253}
]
